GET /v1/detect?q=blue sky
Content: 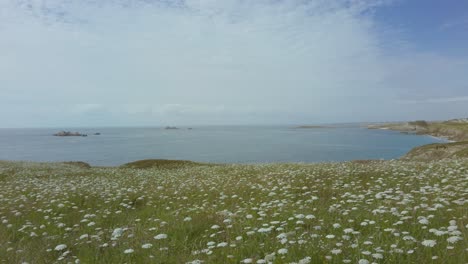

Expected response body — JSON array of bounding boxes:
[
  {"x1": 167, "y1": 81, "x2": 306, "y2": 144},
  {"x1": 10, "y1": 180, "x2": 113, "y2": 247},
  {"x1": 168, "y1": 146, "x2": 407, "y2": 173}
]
[
  {"x1": 374, "y1": 0, "x2": 468, "y2": 56},
  {"x1": 0, "y1": 0, "x2": 467, "y2": 127}
]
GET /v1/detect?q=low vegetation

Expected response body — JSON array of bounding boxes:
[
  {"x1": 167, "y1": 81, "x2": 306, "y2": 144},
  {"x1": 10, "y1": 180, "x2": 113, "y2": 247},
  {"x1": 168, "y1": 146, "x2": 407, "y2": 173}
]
[
  {"x1": 402, "y1": 141, "x2": 468, "y2": 161},
  {"x1": 0, "y1": 159, "x2": 467, "y2": 263}
]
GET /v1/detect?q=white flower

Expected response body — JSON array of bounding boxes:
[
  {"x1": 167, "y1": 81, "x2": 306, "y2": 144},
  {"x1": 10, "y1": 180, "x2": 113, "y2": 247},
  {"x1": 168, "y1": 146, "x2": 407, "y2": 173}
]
[
  {"x1": 184, "y1": 217, "x2": 192, "y2": 222},
  {"x1": 277, "y1": 248, "x2": 288, "y2": 255},
  {"x1": 298, "y1": 256, "x2": 311, "y2": 264},
  {"x1": 242, "y1": 258, "x2": 253, "y2": 263},
  {"x1": 258, "y1": 227, "x2": 272, "y2": 233},
  {"x1": 124, "y1": 249, "x2": 134, "y2": 254},
  {"x1": 305, "y1": 214, "x2": 315, "y2": 219},
  {"x1": 358, "y1": 259, "x2": 369, "y2": 264},
  {"x1": 211, "y1": 225, "x2": 220, "y2": 229},
  {"x1": 325, "y1": 234, "x2": 335, "y2": 239},
  {"x1": 207, "y1": 241, "x2": 215, "y2": 246},
  {"x1": 154, "y1": 234, "x2": 168, "y2": 240},
  {"x1": 54, "y1": 244, "x2": 67, "y2": 251},
  {"x1": 331, "y1": 249, "x2": 342, "y2": 255},
  {"x1": 277, "y1": 233, "x2": 287, "y2": 239},
  {"x1": 418, "y1": 218, "x2": 429, "y2": 225},
  {"x1": 295, "y1": 214, "x2": 305, "y2": 219},
  {"x1": 372, "y1": 253, "x2": 383, "y2": 259},
  {"x1": 217, "y1": 242, "x2": 228, "y2": 247},
  {"x1": 447, "y1": 236, "x2": 462, "y2": 244},
  {"x1": 79, "y1": 234, "x2": 88, "y2": 240},
  {"x1": 447, "y1": 225, "x2": 457, "y2": 232},
  {"x1": 112, "y1": 228, "x2": 124, "y2": 239},
  {"x1": 142, "y1": 243, "x2": 153, "y2": 249},
  {"x1": 421, "y1": 240, "x2": 437, "y2": 247},
  {"x1": 186, "y1": 260, "x2": 203, "y2": 264}
]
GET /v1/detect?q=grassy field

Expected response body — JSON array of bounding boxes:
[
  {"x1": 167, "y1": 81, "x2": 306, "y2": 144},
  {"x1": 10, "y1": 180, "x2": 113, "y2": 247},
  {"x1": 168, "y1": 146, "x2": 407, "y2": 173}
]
[{"x1": 0, "y1": 159, "x2": 467, "y2": 263}]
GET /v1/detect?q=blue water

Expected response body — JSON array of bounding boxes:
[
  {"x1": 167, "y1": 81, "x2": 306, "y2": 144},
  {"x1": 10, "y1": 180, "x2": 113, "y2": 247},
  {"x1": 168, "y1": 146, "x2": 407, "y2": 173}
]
[{"x1": 0, "y1": 126, "x2": 445, "y2": 166}]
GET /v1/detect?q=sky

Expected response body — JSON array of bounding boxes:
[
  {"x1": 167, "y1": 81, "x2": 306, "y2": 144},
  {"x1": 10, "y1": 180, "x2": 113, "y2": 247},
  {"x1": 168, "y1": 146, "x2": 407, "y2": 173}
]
[{"x1": 0, "y1": 0, "x2": 467, "y2": 127}]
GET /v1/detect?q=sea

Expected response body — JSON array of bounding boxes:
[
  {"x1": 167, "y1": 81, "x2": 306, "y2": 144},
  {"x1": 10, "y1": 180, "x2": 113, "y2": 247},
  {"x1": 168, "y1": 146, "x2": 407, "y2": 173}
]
[{"x1": 0, "y1": 125, "x2": 446, "y2": 166}]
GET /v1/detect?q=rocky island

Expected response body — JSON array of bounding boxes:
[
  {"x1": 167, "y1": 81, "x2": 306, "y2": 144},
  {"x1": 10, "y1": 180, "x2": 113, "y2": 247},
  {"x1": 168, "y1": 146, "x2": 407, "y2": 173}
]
[{"x1": 53, "y1": 131, "x2": 87, "y2": 137}]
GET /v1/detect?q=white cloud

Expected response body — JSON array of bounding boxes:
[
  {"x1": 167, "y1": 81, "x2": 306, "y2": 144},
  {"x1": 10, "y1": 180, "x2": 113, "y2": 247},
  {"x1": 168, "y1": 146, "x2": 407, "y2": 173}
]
[{"x1": 0, "y1": 0, "x2": 467, "y2": 127}]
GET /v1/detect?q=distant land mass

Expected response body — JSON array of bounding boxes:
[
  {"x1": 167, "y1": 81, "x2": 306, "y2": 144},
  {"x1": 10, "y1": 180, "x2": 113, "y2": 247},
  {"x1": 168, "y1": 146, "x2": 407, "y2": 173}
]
[
  {"x1": 367, "y1": 118, "x2": 468, "y2": 141},
  {"x1": 295, "y1": 125, "x2": 333, "y2": 129}
]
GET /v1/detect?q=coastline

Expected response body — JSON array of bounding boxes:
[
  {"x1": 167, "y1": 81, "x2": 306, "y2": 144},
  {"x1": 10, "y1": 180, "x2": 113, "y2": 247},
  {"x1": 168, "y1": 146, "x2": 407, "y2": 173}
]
[{"x1": 367, "y1": 119, "x2": 468, "y2": 142}]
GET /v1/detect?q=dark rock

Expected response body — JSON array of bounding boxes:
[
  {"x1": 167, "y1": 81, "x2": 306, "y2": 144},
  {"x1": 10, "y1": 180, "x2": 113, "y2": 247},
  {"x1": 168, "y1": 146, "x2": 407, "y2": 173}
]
[{"x1": 53, "y1": 131, "x2": 86, "y2": 137}]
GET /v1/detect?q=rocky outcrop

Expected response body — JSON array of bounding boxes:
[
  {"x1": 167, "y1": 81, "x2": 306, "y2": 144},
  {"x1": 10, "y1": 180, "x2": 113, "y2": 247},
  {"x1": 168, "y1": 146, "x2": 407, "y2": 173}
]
[{"x1": 53, "y1": 131, "x2": 87, "y2": 137}]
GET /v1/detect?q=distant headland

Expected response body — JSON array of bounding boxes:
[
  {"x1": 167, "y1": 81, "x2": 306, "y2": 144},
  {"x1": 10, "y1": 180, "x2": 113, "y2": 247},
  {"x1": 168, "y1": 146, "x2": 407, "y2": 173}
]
[
  {"x1": 367, "y1": 118, "x2": 468, "y2": 141},
  {"x1": 295, "y1": 125, "x2": 333, "y2": 129}
]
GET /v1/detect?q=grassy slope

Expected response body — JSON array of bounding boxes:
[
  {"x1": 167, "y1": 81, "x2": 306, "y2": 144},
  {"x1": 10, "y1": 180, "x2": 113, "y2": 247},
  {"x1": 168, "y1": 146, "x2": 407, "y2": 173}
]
[
  {"x1": 402, "y1": 141, "x2": 468, "y2": 161},
  {"x1": 0, "y1": 160, "x2": 467, "y2": 263}
]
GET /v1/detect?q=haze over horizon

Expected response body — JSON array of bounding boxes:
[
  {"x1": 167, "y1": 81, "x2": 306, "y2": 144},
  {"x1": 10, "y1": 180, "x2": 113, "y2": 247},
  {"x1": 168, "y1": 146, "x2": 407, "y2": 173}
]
[{"x1": 1, "y1": 0, "x2": 468, "y2": 128}]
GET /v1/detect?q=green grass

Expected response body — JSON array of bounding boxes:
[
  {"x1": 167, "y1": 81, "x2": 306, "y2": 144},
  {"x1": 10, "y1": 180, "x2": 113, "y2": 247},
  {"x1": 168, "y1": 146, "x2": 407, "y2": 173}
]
[
  {"x1": 453, "y1": 148, "x2": 468, "y2": 158},
  {"x1": 403, "y1": 141, "x2": 468, "y2": 161},
  {"x1": 0, "y1": 159, "x2": 467, "y2": 263}
]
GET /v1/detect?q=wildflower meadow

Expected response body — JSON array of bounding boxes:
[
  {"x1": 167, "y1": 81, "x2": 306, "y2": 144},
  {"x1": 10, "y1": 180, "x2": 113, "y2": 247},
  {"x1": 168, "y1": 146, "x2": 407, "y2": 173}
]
[{"x1": 0, "y1": 159, "x2": 466, "y2": 263}]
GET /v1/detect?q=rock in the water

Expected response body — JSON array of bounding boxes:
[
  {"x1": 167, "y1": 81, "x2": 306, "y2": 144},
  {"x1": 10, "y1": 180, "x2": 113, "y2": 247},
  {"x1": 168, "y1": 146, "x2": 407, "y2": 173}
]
[{"x1": 53, "y1": 131, "x2": 87, "y2": 137}]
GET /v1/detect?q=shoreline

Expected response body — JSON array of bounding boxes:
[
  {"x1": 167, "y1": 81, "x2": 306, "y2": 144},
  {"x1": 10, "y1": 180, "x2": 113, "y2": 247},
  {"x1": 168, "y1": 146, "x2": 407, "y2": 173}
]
[{"x1": 367, "y1": 120, "x2": 468, "y2": 142}]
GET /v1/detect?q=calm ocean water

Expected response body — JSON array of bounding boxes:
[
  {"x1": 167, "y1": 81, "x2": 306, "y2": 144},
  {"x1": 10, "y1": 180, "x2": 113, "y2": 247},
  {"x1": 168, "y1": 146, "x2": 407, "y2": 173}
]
[{"x1": 0, "y1": 125, "x2": 445, "y2": 166}]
